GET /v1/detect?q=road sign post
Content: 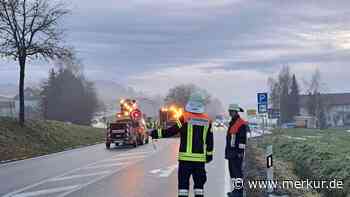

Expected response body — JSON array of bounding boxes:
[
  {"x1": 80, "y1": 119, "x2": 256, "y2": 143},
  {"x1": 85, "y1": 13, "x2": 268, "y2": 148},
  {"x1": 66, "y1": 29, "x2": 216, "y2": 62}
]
[
  {"x1": 257, "y1": 92, "x2": 274, "y2": 195},
  {"x1": 266, "y1": 145, "x2": 274, "y2": 194}
]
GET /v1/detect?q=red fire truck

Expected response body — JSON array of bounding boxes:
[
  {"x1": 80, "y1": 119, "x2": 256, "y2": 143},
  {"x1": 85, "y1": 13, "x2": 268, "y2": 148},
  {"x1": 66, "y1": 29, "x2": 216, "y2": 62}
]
[{"x1": 105, "y1": 99, "x2": 149, "y2": 149}]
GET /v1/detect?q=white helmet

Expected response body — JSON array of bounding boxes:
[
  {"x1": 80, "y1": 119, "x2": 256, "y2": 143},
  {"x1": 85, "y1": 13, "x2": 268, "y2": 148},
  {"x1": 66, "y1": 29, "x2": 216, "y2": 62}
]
[
  {"x1": 228, "y1": 103, "x2": 244, "y2": 112},
  {"x1": 185, "y1": 93, "x2": 205, "y2": 114}
]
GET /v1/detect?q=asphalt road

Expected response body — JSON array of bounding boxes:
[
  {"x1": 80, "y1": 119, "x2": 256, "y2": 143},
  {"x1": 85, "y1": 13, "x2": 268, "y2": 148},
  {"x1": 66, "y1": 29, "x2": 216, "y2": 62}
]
[{"x1": 0, "y1": 127, "x2": 230, "y2": 197}]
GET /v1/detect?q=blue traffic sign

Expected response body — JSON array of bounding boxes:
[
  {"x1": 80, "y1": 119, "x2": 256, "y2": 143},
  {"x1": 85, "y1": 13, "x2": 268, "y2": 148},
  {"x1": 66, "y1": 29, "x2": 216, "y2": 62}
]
[
  {"x1": 257, "y1": 93, "x2": 268, "y2": 104},
  {"x1": 258, "y1": 103, "x2": 268, "y2": 114}
]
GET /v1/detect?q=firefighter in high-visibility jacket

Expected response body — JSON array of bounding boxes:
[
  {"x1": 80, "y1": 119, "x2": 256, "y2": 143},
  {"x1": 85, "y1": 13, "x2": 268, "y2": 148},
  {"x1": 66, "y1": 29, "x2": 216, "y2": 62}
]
[
  {"x1": 150, "y1": 95, "x2": 214, "y2": 197},
  {"x1": 226, "y1": 104, "x2": 249, "y2": 197}
]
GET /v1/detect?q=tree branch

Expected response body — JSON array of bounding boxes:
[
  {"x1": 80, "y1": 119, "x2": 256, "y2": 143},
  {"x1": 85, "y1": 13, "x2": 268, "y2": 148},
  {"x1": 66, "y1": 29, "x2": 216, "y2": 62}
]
[
  {"x1": 22, "y1": 0, "x2": 26, "y2": 47},
  {"x1": 0, "y1": 0, "x2": 71, "y2": 60}
]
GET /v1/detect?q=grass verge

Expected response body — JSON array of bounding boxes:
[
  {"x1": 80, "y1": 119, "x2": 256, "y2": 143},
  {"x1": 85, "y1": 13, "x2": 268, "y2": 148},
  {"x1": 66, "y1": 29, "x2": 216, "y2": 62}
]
[
  {"x1": 256, "y1": 128, "x2": 350, "y2": 197},
  {"x1": 0, "y1": 117, "x2": 105, "y2": 162},
  {"x1": 246, "y1": 137, "x2": 320, "y2": 197}
]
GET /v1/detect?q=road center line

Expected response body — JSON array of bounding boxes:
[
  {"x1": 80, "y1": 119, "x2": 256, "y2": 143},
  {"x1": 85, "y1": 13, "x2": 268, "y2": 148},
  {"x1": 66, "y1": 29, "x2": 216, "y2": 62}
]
[
  {"x1": 49, "y1": 171, "x2": 112, "y2": 182},
  {"x1": 2, "y1": 140, "x2": 167, "y2": 197},
  {"x1": 112, "y1": 151, "x2": 152, "y2": 158},
  {"x1": 83, "y1": 162, "x2": 126, "y2": 170},
  {"x1": 101, "y1": 155, "x2": 146, "y2": 162},
  {"x1": 11, "y1": 185, "x2": 80, "y2": 197},
  {"x1": 56, "y1": 157, "x2": 158, "y2": 197}
]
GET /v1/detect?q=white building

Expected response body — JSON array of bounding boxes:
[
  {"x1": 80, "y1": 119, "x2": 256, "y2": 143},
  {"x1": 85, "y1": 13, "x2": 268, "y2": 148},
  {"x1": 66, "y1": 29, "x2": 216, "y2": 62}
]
[{"x1": 300, "y1": 93, "x2": 350, "y2": 128}]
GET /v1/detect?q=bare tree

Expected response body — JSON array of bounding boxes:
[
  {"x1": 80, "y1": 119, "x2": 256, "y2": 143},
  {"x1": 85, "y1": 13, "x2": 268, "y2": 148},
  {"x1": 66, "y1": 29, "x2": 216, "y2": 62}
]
[
  {"x1": 305, "y1": 69, "x2": 328, "y2": 128},
  {"x1": 165, "y1": 84, "x2": 211, "y2": 108},
  {"x1": 0, "y1": 0, "x2": 71, "y2": 125},
  {"x1": 305, "y1": 68, "x2": 321, "y2": 94},
  {"x1": 268, "y1": 66, "x2": 295, "y2": 123}
]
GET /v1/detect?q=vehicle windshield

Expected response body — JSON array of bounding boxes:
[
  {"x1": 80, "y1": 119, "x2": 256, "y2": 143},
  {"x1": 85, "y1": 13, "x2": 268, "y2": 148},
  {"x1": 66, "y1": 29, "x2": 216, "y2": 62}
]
[{"x1": 110, "y1": 123, "x2": 127, "y2": 130}]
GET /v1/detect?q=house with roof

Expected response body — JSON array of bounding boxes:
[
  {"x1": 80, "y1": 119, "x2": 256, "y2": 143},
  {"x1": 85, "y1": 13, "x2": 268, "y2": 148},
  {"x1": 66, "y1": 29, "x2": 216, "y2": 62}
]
[{"x1": 299, "y1": 93, "x2": 350, "y2": 128}]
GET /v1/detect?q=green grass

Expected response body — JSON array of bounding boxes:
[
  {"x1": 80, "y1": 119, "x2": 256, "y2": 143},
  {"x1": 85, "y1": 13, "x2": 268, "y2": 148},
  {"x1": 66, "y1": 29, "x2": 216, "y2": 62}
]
[
  {"x1": 256, "y1": 128, "x2": 350, "y2": 197},
  {"x1": 0, "y1": 117, "x2": 105, "y2": 161}
]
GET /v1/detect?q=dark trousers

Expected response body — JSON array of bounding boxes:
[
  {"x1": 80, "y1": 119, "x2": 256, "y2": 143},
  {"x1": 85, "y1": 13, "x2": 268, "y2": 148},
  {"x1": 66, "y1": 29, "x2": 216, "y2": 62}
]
[
  {"x1": 178, "y1": 161, "x2": 207, "y2": 197},
  {"x1": 228, "y1": 155, "x2": 244, "y2": 196}
]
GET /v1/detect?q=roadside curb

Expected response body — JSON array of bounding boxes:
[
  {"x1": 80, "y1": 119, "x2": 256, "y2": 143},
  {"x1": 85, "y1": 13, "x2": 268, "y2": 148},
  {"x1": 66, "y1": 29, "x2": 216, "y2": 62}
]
[{"x1": 0, "y1": 141, "x2": 104, "y2": 166}]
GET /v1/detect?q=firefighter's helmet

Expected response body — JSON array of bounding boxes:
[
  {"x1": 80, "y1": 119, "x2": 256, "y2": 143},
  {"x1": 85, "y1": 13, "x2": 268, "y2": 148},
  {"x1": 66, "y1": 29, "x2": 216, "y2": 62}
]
[
  {"x1": 185, "y1": 93, "x2": 205, "y2": 114},
  {"x1": 228, "y1": 103, "x2": 244, "y2": 112}
]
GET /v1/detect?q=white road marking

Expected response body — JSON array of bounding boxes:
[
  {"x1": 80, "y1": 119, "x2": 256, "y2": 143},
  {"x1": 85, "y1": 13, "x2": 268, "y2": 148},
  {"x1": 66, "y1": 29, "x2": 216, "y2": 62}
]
[
  {"x1": 101, "y1": 155, "x2": 146, "y2": 162},
  {"x1": 149, "y1": 165, "x2": 178, "y2": 177},
  {"x1": 83, "y1": 162, "x2": 126, "y2": 170},
  {"x1": 0, "y1": 144, "x2": 103, "y2": 168},
  {"x1": 150, "y1": 169, "x2": 162, "y2": 174},
  {"x1": 56, "y1": 158, "x2": 152, "y2": 197},
  {"x1": 112, "y1": 151, "x2": 152, "y2": 157},
  {"x1": 11, "y1": 185, "x2": 80, "y2": 197},
  {"x1": 49, "y1": 171, "x2": 111, "y2": 182},
  {"x1": 2, "y1": 140, "x2": 170, "y2": 197},
  {"x1": 3, "y1": 152, "x2": 152, "y2": 197},
  {"x1": 159, "y1": 165, "x2": 178, "y2": 177}
]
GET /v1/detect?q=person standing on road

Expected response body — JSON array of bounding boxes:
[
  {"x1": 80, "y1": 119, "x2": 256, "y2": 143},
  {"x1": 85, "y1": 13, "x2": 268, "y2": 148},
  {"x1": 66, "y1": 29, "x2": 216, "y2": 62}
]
[
  {"x1": 150, "y1": 93, "x2": 214, "y2": 197},
  {"x1": 225, "y1": 104, "x2": 249, "y2": 197},
  {"x1": 146, "y1": 117, "x2": 155, "y2": 130}
]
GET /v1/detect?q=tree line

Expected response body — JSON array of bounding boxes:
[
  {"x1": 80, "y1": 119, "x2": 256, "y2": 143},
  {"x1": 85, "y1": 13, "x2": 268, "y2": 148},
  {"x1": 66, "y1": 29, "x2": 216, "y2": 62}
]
[
  {"x1": 40, "y1": 58, "x2": 99, "y2": 125},
  {"x1": 268, "y1": 66, "x2": 300, "y2": 124}
]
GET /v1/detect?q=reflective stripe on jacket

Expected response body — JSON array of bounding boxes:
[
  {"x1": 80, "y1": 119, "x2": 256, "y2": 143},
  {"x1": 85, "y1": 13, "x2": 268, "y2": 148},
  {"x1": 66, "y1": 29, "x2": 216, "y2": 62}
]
[{"x1": 156, "y1": 111, "x2": 214, "y2": 162}]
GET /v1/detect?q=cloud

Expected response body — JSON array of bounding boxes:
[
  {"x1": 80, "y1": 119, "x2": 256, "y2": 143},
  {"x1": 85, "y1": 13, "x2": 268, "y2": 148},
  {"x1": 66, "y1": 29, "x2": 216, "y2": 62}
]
[
  {"x1": 128, "y1": 63, "x2": 268, "y2": 108},
  {"x1": 1, "y1": 0, "x2": 350, "y2": 109}
]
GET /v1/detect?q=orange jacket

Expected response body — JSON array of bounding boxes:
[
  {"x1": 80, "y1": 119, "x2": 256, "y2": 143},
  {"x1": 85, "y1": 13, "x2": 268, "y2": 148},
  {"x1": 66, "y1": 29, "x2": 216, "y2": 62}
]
[{"x1": 229, "y1": 118, "x2": 247, "y2": 134}]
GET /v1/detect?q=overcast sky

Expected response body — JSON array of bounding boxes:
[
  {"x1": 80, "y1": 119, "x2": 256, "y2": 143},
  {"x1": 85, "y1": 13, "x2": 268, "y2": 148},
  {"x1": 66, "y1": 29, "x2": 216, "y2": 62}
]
[{"x1": 1, "y1": 0, "x2": 350, "y2": 108}]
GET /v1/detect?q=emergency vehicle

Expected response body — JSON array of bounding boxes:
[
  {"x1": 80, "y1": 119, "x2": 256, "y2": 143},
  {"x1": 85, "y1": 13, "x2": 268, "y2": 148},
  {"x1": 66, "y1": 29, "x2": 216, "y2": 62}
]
[
  {"x1": 159, "y1": 105, "x2": 183, "y2": 129},
  {"x1": 105, "y1": 99, "x2": 149, "y2": 149}
]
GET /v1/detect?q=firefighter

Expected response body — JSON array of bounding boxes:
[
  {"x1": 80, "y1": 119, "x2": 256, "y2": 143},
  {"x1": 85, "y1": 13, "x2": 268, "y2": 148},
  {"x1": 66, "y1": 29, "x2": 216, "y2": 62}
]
[
  {"x1": 150, "y1": 94, "x2": 214, "y2": 197},
  {"x1": 146, "y1": 117, "x2": 154, "y2": 129},
  {"x1": 226, "y1": 104, "x2": 249, "y2": 197}
]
